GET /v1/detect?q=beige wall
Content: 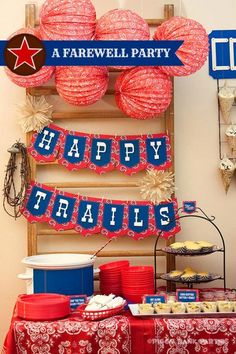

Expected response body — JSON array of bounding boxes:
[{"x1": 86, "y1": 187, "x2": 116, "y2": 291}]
[{"x1": 1, "y1": 0, "x2": 236, "y2": 347}]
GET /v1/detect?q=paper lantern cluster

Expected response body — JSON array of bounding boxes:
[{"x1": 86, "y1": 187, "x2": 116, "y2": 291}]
[
  {"x1": 5, "y1": 0, "x2": 209, "y2": 118},
  {"x1": 5, "y1": 28, "x2": 54, "y2": 88},
  {"x1": 115, "y1": 67, "x2": 172, "y2": 119}
]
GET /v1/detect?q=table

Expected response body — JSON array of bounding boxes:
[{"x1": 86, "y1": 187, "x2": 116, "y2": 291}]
[{"x1": 3, "y1": 311, "x2": 236, "y2": 354}]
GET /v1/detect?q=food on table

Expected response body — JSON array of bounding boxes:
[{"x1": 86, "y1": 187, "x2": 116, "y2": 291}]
[
  {"x1": 169, "y1": 242, "x2": 185, "y2": 253},
  {"x1": 186, "y1": 302, "x2": 201, "y2": 313},
  {"x1": 171, "y1": 302, "x2": 186, "y2": 314},
  {"x1": 196, "y1": 272, "x2": 210, "y2": 281},
  {"x1": 154, "y1": 303, "x2": 171, "y2": 314},
  {"x1": 201, "y1": 302, "x2": 217, "y2": 313},
  {"x1": 138, "y1": 304, "x2": 154, "y2": 315},
  {"x1": 217, "y1": 301, "x2": 234, "y2": 313},
  {"x1": 219, "y1": 157, "x2": 235, "y2": 194},
  {"x1": 85, "y1": 294, "x2": 125, "y2": 311}
]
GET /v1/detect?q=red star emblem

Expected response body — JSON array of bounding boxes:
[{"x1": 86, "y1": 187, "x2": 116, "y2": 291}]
[{"x1": 7, "y1": 36, "x2": 42, "y2": 71}]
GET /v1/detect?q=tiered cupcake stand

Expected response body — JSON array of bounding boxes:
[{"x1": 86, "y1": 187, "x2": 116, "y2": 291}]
[{"x1": 154, "y1": 207, "x2": 226, "y2": 291}]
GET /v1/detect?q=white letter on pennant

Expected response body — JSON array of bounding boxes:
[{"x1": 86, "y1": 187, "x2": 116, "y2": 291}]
[{"x1": 38, "y1": 130, "x2": 55, "y2": 151}]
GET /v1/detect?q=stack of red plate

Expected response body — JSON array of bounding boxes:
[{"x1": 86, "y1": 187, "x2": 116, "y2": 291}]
[
  {"x1": 16, "y1": 294, "x2": 70, "y2": 321},
  {"x1": 99, "y1": 260, "x2": 129, "y2": 296},
  {"x1": 122, "y1": 266, "x2": 155, "y2": 303}
]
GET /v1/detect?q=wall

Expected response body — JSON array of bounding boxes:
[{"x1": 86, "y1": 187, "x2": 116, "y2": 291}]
[{"x1": 1, "y1": 0, "x2": 236, "y2": 347}]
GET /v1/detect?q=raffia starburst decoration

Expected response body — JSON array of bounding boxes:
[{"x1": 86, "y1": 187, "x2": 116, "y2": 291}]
[
  {"x1": 18, "y1": 95, "x2": 53, "y2": 133},
  {"x1": 139, "y1": 169, "x2": 176, "y2": 204}
]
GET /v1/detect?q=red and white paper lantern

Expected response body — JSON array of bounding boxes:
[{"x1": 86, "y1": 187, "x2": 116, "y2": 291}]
[
  {"x1": 115, "y1": 67, "x2": 172, "y2": 119},
  {"x1": 95, "y1": 9, "x2": 150, "y2": 40},
  {"x1": 55, "y1": 66, "x2": 109, "y2": 106},
  {"x1": 39, "y1": 0, "x2": 96, "y2": 40},
  {"x1": 5, "y1": 28, "x2": 54, "y2": 88},
  {"x1": 153, "y1": 16, "x2": 209, "y2": 77}
]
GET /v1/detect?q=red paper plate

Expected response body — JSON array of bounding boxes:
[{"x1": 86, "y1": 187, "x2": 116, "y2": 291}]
[{"x1": 16, "y1": 293, "x2": 70, "y2": 320}]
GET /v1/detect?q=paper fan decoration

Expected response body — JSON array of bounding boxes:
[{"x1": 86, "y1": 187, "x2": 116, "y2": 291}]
[
  {"x1": 115, "y1": 67, "x2": 172, "y2": 119},
  {"x1": 219, "y1": 157, "x2": 235, "y2": 194},
  {"x1": 5, "y1": 28, "x2": 54, "y2": 88},
  {"x1": 218, "y1": 84, "x2": 235, "y2": 123},
  {"x1": 139, "y1": 169, "x2": 176, "y2": 204},
  {"x1": 153, "y1": 16, "x2": 209, "y2": 77},
  {"x1": 18, "y1": 95, "x2": 53, "y2": 133},
  {"x1": 55, "y1": 66, "x2": 109, "y2": 106},
  {"x1": 39, "y1": 0, "x2": 96, "y2": 40},
  {"x1": 95, "y1": 9, "x2": 150, "y2": 40}
]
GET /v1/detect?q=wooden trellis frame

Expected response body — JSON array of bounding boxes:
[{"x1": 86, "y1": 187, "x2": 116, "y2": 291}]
[{"x1": 25, "y1": 3, "x2": 176, "y2": 284}]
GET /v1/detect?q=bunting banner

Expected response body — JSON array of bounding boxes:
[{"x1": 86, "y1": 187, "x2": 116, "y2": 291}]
[
  {"x1": 21, "y1": 181, "x2": 181, "y2": 240},
  {"x1": 28, "y1": 124, "x2": 172, "y2": 175}
]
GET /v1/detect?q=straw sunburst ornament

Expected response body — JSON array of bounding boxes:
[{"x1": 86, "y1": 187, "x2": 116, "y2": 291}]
[
  {"x1": 139, "y1": 169, "x2": 176, "y2": 204},
  {"x1": 18, "y1": 95, "x2": 53, "y2": 133}
]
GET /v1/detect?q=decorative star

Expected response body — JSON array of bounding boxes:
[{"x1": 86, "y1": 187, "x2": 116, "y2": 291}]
[{"x1": 7, "y1": 36, "x2": 42, "y2": 70}]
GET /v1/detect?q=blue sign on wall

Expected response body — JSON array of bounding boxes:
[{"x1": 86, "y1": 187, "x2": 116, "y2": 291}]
[{"x1": 209, "y1": 30, "x2": 236, "y2": 79}]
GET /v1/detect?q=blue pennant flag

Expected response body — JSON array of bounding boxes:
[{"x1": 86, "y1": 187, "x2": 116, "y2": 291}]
[
  {"x1": 102, "y1": 203, "x2": 124, "y2": 232},
  {"x1": 26, "y1": 185, "x2": 53, "y2": 217},
  {"x1": 128, "y1": 205, "x2": 149, "y2": 233},
  {"x1": 77, "y1": 200, "x2": 100, "y2": 229},
  {"x1": 90, "y1": 138, "x2": 112, "y2": 167},
  {"x1": 51, "y1": 194, "x2": 76, "y2": 224}
]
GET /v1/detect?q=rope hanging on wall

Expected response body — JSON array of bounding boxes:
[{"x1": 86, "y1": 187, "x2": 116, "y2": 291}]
[{"x1": 3, "y1": 142, "x2": 30, "y2": 219}]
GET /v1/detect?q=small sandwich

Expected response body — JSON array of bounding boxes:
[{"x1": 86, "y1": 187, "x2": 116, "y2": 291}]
[
  {"x1": 154, "y1": 303, "x2": 171, "y2": 314},
  {"x1": 138, "y1": 304, "x2": 154, "y2": 315}
]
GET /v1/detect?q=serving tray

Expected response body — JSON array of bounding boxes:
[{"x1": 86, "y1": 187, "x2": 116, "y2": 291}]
[{"x1": 128, "y1": 304, "x2": 236, "y2": 319}]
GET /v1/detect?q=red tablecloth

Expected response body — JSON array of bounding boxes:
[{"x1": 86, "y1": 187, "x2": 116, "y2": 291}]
[{"x1": 2, "y1": 311, "x2": 236, "y2": 354}]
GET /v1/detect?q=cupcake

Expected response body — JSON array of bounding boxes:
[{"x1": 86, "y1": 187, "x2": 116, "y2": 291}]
[
  {"x1": 169, "y1": 242, "x2": 185, "y2": 253},
  {"x1": 181, "y1": 272, "x2": 197, "y2": 282},
  {"x1": 138, "y1": 304, "x2": 154, "y2": 315},
  {"x1": 196, "y1": 272, "x2": 210, "y2": 281},
  {"x1": 186, "y1": 302, "x2": 201, "y2": 314},
  {"x1": 168, "y1": 270, "x2": 183, "y2": 280},
  {"x1": 201, "y1": 302, "x2": 217, "y2": 313},
  {"x1": 171, "y1": 302, "x2": 186, "y2": 314},
  {"x1": 217, "y1": 301, "x2": 233, "y2": 313},
  {"x1": 197, "y1": 241, "x2": 215, "y2": 253},
  {"x1": 184, "y1": 241, "x2": 202, "y2": 254},
  {"x1": 154, "y1": 303, "x2": 171, "y2": 314}
]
